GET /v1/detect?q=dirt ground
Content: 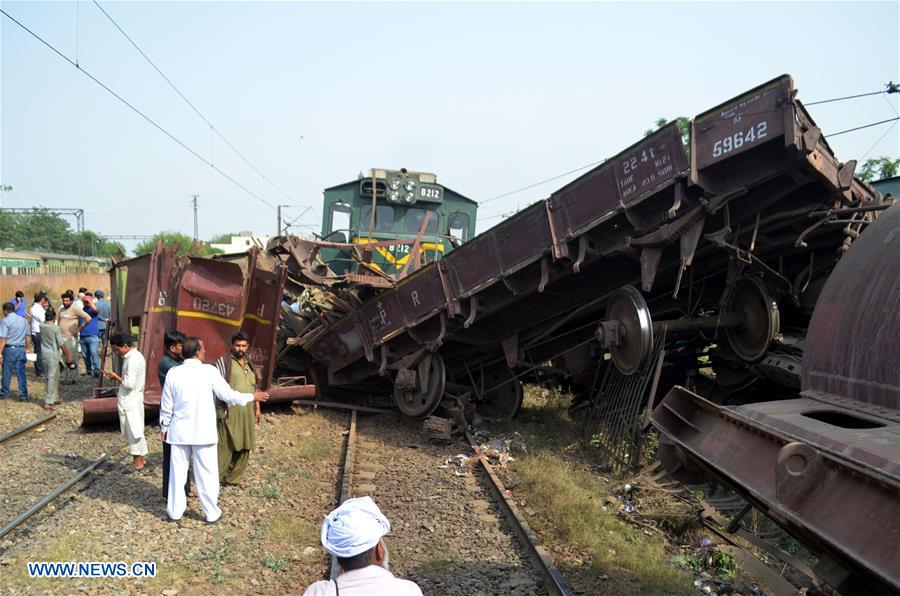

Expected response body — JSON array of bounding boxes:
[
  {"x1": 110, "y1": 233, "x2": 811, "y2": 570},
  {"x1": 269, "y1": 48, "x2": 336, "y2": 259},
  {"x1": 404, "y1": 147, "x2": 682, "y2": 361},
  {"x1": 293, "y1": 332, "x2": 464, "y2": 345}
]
[{"x1": 0, "y1": 388, "x2": 347, "y2": 594}]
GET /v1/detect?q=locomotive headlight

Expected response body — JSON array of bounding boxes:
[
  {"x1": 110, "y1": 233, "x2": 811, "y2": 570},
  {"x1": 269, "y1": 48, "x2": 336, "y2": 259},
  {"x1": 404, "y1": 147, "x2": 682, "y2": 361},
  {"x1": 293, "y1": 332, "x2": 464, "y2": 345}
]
[
  {"x1": 404, "y1": 192, "x2": 415, "y2": 203},
  {"x1": 389, "y1": 178, "x2": 401, "y2": 191},
  {"x1": 388, "y1": 190, "x2": 400, "y2": 202},
  {"x1": 404, "y1": 179, "x2": 416, "y2": 191}
]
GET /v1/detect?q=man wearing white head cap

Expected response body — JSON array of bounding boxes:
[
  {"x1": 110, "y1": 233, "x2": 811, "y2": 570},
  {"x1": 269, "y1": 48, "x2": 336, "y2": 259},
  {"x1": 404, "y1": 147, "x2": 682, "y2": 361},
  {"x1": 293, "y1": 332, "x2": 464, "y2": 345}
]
[{"x1": 303, "y1": 496, "x2": 422, "y2": 596}]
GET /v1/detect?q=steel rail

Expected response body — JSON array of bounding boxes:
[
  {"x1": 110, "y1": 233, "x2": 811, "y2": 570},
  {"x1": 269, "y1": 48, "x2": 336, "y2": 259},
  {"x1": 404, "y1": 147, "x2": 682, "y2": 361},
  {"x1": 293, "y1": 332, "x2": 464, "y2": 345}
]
[
  {"x1": 0, "y1": 412, "x2": 57, "y2": 444},
  {"x1": 465, "y1": 431, "x2": 574, "y2": 596},
  {"x1": 294, "y1": 400, "x2": 392, "y2": 415},
  {"x1": 330, "y1": 409, "x2": 358, "y2": 580},
  {"x1": 0, "y1": 445, "x2": 127, "y2": 540}
]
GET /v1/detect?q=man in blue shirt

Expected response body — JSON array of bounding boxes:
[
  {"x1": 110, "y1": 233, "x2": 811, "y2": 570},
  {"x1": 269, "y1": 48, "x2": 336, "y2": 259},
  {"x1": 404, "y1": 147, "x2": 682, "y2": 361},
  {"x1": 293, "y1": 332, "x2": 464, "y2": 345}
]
[
  {"x1": 0, "y1": 302, "x2": 30, "y2": 400},
  {"x1": 94, "y1": 290, "x2": 111, "y2": 338},
  {"x1": 79, "y1": 292, "x2": 101, "y2": 377},
  {"x1": 10, "y1": 291, "x2": 26, "y2": 318}
]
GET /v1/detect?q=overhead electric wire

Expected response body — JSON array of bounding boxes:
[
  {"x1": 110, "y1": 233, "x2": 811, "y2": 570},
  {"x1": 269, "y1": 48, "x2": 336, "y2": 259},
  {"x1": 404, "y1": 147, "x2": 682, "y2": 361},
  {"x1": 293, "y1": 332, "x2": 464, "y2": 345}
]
[
  {"x1": 479, "y1": 159, "x2": 604, "y2": 205},
  {"x1": 859, "y1": 121, "x2": 899, "y2": 164},
  {"x1": 92, "y1": 0, "x2": 317, "y2": 220},
  {"x1": 804, "y1": 89, "x2": 890, "y2": 106},
  {"x1": 478, "y1": 85, "x2": 897, "y2": 209},
  {"x1": 824, "y1": 117, "x2": 900, "y2": 138},
  {"x1": 0, "y1": 7, "x2": 278, "y2": 213}
]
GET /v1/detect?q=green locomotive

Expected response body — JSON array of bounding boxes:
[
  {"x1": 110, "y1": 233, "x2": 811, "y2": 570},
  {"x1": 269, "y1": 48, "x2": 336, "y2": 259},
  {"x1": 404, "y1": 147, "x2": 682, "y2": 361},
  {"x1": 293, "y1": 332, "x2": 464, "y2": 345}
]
[{"x1": 319, "y1": 168, "x2": 478, "y2": 277}]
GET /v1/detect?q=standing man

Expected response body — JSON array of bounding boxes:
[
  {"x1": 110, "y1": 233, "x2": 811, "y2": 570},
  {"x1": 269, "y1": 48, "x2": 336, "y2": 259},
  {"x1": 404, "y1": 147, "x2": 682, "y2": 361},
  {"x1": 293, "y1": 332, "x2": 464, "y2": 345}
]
[
  {"x1": 58, "y1": 291, "x2": 90, "y2": 384},
  {"x1": 39, "y1": 309, "x2": 74, "y2": 410},
  {"x1": 0, "y1": 302, "x2": 30, "y2": 401},
  {"x1": 79, "y1": 292, "x2": 101, "y2": 377},
  {"x1": 75, "y1": 288, "x2": 88, "y2": 310},
  {"x1": 216, "y1": 331, "x2": 261, "y2": 488},
  {"x1": 30, "y1": 292, "x2": 47, "y2": 378},
  {"x1": 102, "y1": 332, "x2": 147, "y2": 470},
  {"x1": 159, "y1": 337, "x2": 268, "y2": 523},
  {"x1": 10, "y1": 291, "x2": 26, "y2": 318},
  {"x1": 157, "y1": 330, "x2": 189, "y2": 499},
  {"x1": 94, "y1": 290, "x2": 111, "y2": 340}
]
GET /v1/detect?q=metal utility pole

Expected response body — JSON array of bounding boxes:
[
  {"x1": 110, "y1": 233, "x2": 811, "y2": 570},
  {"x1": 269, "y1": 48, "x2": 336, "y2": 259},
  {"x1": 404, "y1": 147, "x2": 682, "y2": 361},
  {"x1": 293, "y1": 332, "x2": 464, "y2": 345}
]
[
  {"x1": 192, "y1": 194, "x2": 199, "y2": 240},
  {"x1": 277, "y1": 204, "x2": 291, "y2": 236}
]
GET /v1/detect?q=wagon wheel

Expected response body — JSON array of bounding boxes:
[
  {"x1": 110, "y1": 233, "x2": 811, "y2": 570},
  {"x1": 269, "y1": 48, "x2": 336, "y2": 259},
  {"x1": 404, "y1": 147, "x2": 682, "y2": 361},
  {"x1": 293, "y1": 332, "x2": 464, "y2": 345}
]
[
  {"x1": 478, "y1": 366, "x2": 524, "y2": 421},
  {"x1": 393, "y1": 352, "x2": 446, "y2": 417},
  {"x1": 606, "y1": 285, "x2": 654, "y2": 375}
]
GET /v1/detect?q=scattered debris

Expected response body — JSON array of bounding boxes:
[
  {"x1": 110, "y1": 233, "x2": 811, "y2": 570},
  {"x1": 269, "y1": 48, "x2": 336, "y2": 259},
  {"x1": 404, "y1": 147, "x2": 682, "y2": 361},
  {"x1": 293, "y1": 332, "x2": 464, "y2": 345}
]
[{"x1": 440, "y1": 454, "x2": 471, "y2": 469}]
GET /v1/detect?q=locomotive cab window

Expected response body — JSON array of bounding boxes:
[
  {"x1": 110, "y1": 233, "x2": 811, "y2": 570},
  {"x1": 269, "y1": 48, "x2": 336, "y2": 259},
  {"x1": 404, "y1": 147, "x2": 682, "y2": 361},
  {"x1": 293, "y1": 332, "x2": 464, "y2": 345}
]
[
  {"x1": 359, "y1": 205, "x2": 395, "y2": 232},
  {"x1": 327, "y1": 202, "x2": 352, "y2": 242},
  {"x1": 405, "y1": 208, "x2": 440, "y2": 234},
  {"x1": 448, "y1": 211, "x2": 470, "y2": 242}
]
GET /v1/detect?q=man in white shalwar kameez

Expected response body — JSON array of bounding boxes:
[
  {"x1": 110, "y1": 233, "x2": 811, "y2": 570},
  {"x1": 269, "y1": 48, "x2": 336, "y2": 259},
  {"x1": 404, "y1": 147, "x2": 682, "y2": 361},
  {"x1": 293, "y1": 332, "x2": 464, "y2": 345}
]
[
  {"x1": 102, "y1": 332, "x2": 148, "y2": 470},
  {"x1": 159, "y1": 337, "x2": 268, "y2": 523}
]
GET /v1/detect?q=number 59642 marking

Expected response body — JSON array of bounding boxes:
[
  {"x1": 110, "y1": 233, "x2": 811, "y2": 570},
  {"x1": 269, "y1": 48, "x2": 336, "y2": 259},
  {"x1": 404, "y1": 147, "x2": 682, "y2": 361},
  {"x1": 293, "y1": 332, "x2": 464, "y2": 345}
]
[{"x1": 712, "y1": 121, "x2": 767, "y2": 158}]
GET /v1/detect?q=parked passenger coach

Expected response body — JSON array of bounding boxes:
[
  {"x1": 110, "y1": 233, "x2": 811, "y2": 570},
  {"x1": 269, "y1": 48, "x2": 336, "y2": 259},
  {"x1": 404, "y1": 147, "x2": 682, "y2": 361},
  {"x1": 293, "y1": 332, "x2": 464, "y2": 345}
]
[{"x1": 319, "y1": 168, "x2": 478, "y2": 277}]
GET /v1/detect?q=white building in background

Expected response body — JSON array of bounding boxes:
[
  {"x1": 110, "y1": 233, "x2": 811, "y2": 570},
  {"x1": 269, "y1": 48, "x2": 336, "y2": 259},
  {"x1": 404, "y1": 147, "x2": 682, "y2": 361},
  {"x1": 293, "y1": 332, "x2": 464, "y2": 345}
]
[{"x1": 209, "y1": 232, "x2": 271, "y2": 254}]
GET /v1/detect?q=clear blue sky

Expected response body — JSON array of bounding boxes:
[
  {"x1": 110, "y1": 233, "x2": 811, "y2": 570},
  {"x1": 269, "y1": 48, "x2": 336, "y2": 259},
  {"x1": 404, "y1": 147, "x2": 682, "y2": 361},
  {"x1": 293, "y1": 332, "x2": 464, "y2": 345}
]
[{"x1": 2, "y1": 1, "x2": 898, "y2": 253}]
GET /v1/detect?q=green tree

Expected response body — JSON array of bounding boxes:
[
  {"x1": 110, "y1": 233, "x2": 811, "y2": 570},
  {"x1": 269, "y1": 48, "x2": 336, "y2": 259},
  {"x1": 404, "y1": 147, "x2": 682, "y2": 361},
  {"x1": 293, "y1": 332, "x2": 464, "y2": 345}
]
[
  {"x1": 133, "y1": 231, "x2": 223, "y2": 257},
  {"x1": 6, "y1": 208, "x2": 75, "y2": 252},
  {"x1": 857, "y1": 156, "x2": 900, "y2": 182},
  {"x1": 644, "y1": 116, "x2": 691, "y2": 158},
  {"x1": 78, "y1": 231, "x2": 126, "y2": 258},
  {"x1": 0, "y1": 211, "x2": 15, "y2": 249}
]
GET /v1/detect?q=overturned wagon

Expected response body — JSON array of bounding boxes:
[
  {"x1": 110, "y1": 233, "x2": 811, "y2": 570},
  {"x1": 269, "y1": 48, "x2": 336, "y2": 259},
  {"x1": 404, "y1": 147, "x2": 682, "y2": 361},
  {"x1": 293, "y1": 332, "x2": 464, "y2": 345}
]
[
  {"x1": 82, "y1": 247, "x2": 314, "y2": 425},
  {"x1": 280, "y1": 75, "x2": 884, "y2": 424},
  {"x1": 83, "y1": 74, "x2": 896, "y2": 592}
]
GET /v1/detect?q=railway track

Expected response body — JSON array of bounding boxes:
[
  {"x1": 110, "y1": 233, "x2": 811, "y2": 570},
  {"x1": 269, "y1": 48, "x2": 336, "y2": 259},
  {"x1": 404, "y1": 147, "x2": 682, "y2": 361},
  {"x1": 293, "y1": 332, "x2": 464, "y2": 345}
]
[
  {"x1": 0, "y1": 411, "x2": 57, "y2": 444},
  {"x1": 0, "y1": 404, "x2": 124, "y2": 541},
  {"x1": 330, "y1": 408, "x2": 572, "y2": 596}
]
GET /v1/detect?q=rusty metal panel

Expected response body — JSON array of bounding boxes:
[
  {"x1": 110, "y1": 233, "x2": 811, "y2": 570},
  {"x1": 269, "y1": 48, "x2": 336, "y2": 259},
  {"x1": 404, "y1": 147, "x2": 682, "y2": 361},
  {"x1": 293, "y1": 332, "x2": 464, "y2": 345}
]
[
  {"x1": 121, "y1": 255, "x2": 150, "y2": 317},
  {"x1": 651, "y1": 386, "x2": 900, "y2": 593},
  {"x1": 306, "y1": 316, "x2": 364, "y2": 370},
  {"x1": 492, "y1": 205, "x2": 552, "y2": 274},
  {"x1": 140, "y1": 247, "x2": 179, "y2": 402},
  {"x1": 441, "y1": 231, "x2": 502, "y2": 298},
  {"x1": 803, "y1": 203, "x2": 900, "y2": 409},
  {"x1": 176, "y1": 259, "x2": 245, "y2": 366},
  {"x1": 359, "y1": 297, "x2": 398, "y2": 346},
  {"x1": 691, "y1": 75, "x2": 794, "y2": 177},
  {"x1": 242, "y1": 262, "x2": 285, "y2": 390},
  {"x1": 547, "y1": 123, "x2": 687, "y2": 253},
  {"x1": 393, "y1": 266, "x2": 446, "y2": 327}
]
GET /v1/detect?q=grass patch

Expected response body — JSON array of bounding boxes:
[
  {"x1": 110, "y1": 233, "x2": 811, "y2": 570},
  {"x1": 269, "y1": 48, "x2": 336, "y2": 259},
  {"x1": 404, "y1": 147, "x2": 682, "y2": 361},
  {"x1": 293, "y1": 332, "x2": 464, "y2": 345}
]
[
  {"x1": 268, "y1": 511, "x2": 319, "y2": 545},
  {"x1": 250, "y1": 482, "x2": 282, "y2": 500},
  {"x1": 494, "y1": 385, "x2": 694, "y2": 595},
  {"x1": 205, "y1": 538, "x2": 239, "y2": 564},
  {"x1": 265, "y1": 554, "x2": 288, "y2": 572},
  {"x1": 419, "y1": 548, "x2": 457, "y2": 574},
  {"x1": 514, "y1": 454, "x2": 693, "y2": 595},
  {"x1": 295, "y1": 436, "x2": 332, "y2": 462}
]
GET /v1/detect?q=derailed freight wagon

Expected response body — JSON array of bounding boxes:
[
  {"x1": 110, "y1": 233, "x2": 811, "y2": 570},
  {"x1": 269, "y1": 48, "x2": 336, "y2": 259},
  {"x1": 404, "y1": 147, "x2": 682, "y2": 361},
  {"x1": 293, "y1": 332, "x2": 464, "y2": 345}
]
[
  {"x1": 82, "y1": 244, "x2": 314, "y2": 424},
  {"x1": 270, "y1": 75, "x2": 897, "y2": 592},
  {"x1": 82, "y1": 74, "x2": 897, "y2": 592}
]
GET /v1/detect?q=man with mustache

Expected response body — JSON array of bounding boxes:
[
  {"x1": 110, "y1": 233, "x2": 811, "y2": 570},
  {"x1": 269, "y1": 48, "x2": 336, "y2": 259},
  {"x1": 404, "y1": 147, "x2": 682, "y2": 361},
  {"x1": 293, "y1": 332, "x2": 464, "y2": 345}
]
[{"x1": 215, "y1": 331, "x2": 261, "y2": 488}]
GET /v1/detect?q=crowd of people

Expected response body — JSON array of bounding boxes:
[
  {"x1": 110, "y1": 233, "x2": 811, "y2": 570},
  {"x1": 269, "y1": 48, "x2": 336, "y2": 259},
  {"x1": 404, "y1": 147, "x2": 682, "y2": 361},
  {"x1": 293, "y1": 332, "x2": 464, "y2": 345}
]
[
  {"x1": 4, "y1": 289, "x2": 421, "y2": 592},
  {"x1": 1, "y1": 288, "x2": 110, "y2": 406}
]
